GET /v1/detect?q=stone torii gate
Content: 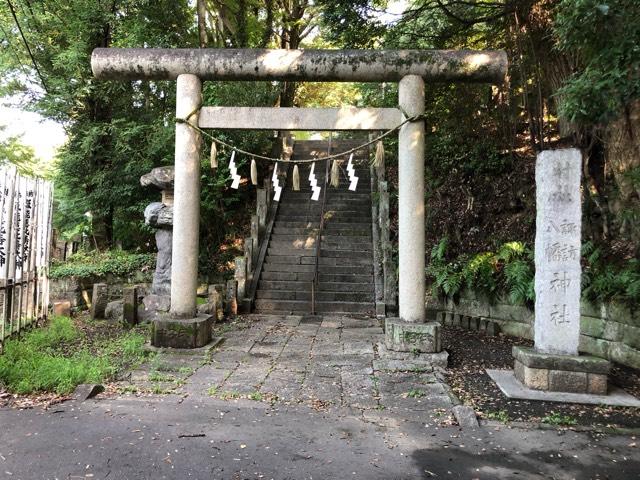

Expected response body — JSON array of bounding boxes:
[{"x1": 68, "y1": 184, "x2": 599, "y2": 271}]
[{"x1": 92, "y1": 48, "x2": 507, "y2": 350}]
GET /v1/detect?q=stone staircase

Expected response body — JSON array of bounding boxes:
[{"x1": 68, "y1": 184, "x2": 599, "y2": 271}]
[{"x1": 254, "y1": 139, "x2": 375, "y2": 315}]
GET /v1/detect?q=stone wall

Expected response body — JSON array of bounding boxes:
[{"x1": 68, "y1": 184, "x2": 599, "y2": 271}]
[
  {"x1": 50, "y1": 272, "x2": 150, "y2": 310},
  {"x1": 427, "y1": 290, "x2": 640, "y2": 369}
]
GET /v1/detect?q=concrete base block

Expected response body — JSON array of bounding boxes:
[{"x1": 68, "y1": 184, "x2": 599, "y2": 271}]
[
  {"x1": 513, "y1": 346, "x2": 610, "y2": 395},
  {"x1": 487, "y1": 369, "x2": 640, "y2": 407},
  {"x1": 374, "y1": 343, "x2": 448, "y2": 370},
  {"x1": 384, "y1": 318, "x2": 441, "y2": 353},
  {"x1": 151, "y1": 314, "x2": 213, "y2": 349}
]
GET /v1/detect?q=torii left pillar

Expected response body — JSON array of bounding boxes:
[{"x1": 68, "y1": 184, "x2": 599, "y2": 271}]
[{"x1": 151, "y1": 74, "x2": 213, "y2": 348}]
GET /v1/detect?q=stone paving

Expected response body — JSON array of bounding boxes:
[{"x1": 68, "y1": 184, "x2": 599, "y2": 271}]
[{"x1": 122, "y1": 314, "x2": 457, "y2": 423}]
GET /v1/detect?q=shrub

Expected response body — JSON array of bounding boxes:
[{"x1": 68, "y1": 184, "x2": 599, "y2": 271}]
[
  {"x1": 428, "y1": 238, "x2": 639, "y2": 308},
  {"x1": 50, "y1": 249, "x2": 155, "y2": 280},
  {"x1": 427, "y1": 238, "x2": 534, "y2": 304}
]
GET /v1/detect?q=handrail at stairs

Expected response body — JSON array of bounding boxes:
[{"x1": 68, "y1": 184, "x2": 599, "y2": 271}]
[
  {"x1": 243, "y1": 138, "x2": 289, "y2": 312},
  {"x1": 311, "y1": 137, "x2": 332, "y2": 315}
]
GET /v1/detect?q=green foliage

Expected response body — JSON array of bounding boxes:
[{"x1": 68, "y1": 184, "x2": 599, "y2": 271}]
[
  {"x1": 582, "y1": 241, "x2": 640, "y2": 306},
  {"x1": 316, "y1": 0, "x2": 387, "y2": 48},
  {"x1": 541, "y1": 411, "x2": 578, "y2": 426},
  {"x1": 405, "y1": 389, "x2": 426, "y2": 398},
  {"x1": 0, "y1": 0, "x2": 194, "y2": 246},
  {"x1": 0, "y1": 132, "x2": 51, "y2": 178},
  {"x1": 426, "y1": 120, "x2": 513, "y2": 178},
  {"x1": 0, "y1": 317, "x2": 148, "y2": 394},
  {"x1": 427, "y1": 238, "x2": 534, "y2": 304},
  {"x1": 554, "y1": 0, "x2": 640, "y2": 126},
  {"x1": 484, "y1": 410, "x2": 510, "y2": 423},
  {"x1": 431, "y1": 238, "x2": 640, "y2": 308},
  {"x1": 49, "y1": 249, "x2": 154, "y2": 279}
]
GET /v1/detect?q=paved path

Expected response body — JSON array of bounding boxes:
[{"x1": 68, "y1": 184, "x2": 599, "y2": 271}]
[
  {"x1": 126, "y1": 314, "x2": 455, "y2": 424},
  {"x1": 1, "y1": 314, "x2": 639, "y2": 479}
]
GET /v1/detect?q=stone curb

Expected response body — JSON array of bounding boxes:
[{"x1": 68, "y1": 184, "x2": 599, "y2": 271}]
[{"x1": 481, "y1": 419, "x2": 640, "y2": 435}]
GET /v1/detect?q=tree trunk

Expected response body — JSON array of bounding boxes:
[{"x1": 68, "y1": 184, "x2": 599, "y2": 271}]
[
  {"x1": 197, "y1": 0, "x2": 208, "y2": 47},
  {"x1": 261, "y1": 0, "x2": 274, "y2": 47},
  {"x1": 606, "y1": 100, "x2": 640, "y2": 246}
]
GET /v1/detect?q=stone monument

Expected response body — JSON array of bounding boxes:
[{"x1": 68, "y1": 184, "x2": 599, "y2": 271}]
[
  {"x1": 141, "y1": 166, "x2": 174, "y2": 314},
  {"x1": 513, "y1": 149, "x2": 610, "y2": 395}
]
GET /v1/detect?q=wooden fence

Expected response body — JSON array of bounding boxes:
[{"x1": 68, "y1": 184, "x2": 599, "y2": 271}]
[{"x1": 0, "y1": 166, "x2": 53, "y2": 351}]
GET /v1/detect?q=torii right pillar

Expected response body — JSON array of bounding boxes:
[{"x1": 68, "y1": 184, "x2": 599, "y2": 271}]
[{"x1": 384, "y1": 75, "x2": 447, "y2": 367}]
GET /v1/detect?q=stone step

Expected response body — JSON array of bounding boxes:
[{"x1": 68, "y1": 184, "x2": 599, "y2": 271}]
[
  {"x1": 260, "y1": 271, "x2": 315, "y2": 282},
  {"x1": 275, "y1": 221, "x2": 371, "y2": 230},
  {"x1": 318, "y1": 281, "x2": 374, "y2": 292},
  {"x1": 318, "y1": 273, "x2": 373, "y2": 283},
  {"x1": 263, "y1": 255, "x2": 373, "y2": 266},
  {"x1": 283, "y1": 192, "x2": 371, "y2": 200},
  {"x1": 269, "y1": 233, "x2": 372, "y2": 243},
  {"x1": 256, "y1": 290, "x2": 373, "y2": 302},
  {"x1": 261, "y1": 263, "x2": 373, "y2": 275},
  {"x1": 293, "y1": 151, "x2": 369, "y2": 158},
  {"x1": 262, "y1": 263, "x2": 315, "y2": 273},
  {"x1": 322, "y1": 241, "x2": 373, "y2": 251},
  {"x1": 292, "y1": 149, "x2": 368, "y2": 157},
  {"x1": 257, "y1": 280, "x2": 374, "y2": 293},
  {"x1": 288, "y1": 175, "x2": 372, "y2": 184},
  {"x1": 274, "y1": 221, "x2": 320, "y2": 229},
  {"x1": 254, "y1": 299, "x2": 375, "y2": 314},
  {"x1": 267, "y1": 241, "x2": 373, "y2": 252},
  {"x1": 267, "y1": 247, "x2": 315, "y2": 256},
  {"x1": 257, "y1": 280, "x2": 313, "y2": 291},
  {"x1": 281, "y1": 194, "x2": 372, "y2": 203},
  {"x1": 320, "y1": 249, "x2": 373, "y2": 259},
  {"x1": 272, "y1": 227, "x2": 371, "y2": 236},
  {"x1": 268, "y1": 240, "x2": 316, "y2": 250},
  {"x1": 291, "y1": 183, "x2": 372, "y2": 191},
  {"x1": 278, "y1": 207, "x2": 371, "y2": 215},
  {"x1": 277, "y1": 215, "x2": 372, "y2": 224}
]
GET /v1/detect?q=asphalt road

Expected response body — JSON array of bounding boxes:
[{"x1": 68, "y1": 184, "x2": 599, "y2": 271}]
[{"x1": 0, "y1": 394, "x2": 638, "y2": 480}]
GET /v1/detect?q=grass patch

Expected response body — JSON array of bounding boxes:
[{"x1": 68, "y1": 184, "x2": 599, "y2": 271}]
[
  {"x1": 405, "y1": 389, "x2": 426, "y2": 398},
  {"x1": 219, "y1": 390, "x2": 240, "y2": 400},
  {"x1": 0, "y1": 316, "x2": 150, "y2": 395},
  {"x1": 248, "y1": 391, "x2": 263, "y2": 401},
  {"x1": 484, "y1": 410, "x2": 510, "y2": 423},
  {"x1": 541, "y1": 412, "x2": 578, "y2": 426},
  {"x1": 148, "y1": 371, "x2": 176, "y2": 383}
]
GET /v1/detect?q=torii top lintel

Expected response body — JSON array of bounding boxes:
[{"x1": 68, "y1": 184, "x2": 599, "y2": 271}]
[{"x1": 91, "y1": 48, "x2": 507, "y2": 84}]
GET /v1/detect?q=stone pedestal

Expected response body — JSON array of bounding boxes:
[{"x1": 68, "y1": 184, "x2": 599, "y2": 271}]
[
  {"x1": 123, "y1": 286, "x2": 139, "y2": 326},
  {"x1": 90, "y1": 283, "x2": 108, "y2": 320},
  {"x1": 385, "y1": 318, "x2": 442, "y2": 354},
  {"x1": 513, "y1": 346, "x2": 610, "y2": 395},
  {"x1": 151, "y1": 314, "x2": 213, "y2": 349}
]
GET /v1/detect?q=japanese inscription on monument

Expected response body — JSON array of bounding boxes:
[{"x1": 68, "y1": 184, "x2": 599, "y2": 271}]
[{"x1": 534, "y1": 149, "x2": 582, "y2": 355}]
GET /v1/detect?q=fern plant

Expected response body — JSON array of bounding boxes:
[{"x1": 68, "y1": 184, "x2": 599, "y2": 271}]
[{"x1": 427, "y1": 237, "x2": 639, "y2": 308}]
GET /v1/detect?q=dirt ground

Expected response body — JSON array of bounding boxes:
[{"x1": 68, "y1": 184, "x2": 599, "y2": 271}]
[{"x1": 443, "y1": 325, "x2": 640, "y2": 429}]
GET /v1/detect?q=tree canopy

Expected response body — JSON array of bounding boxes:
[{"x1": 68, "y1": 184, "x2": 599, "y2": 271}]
[{"x1": 0, "y1": 0, "x2": 637, "y2": 290}]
